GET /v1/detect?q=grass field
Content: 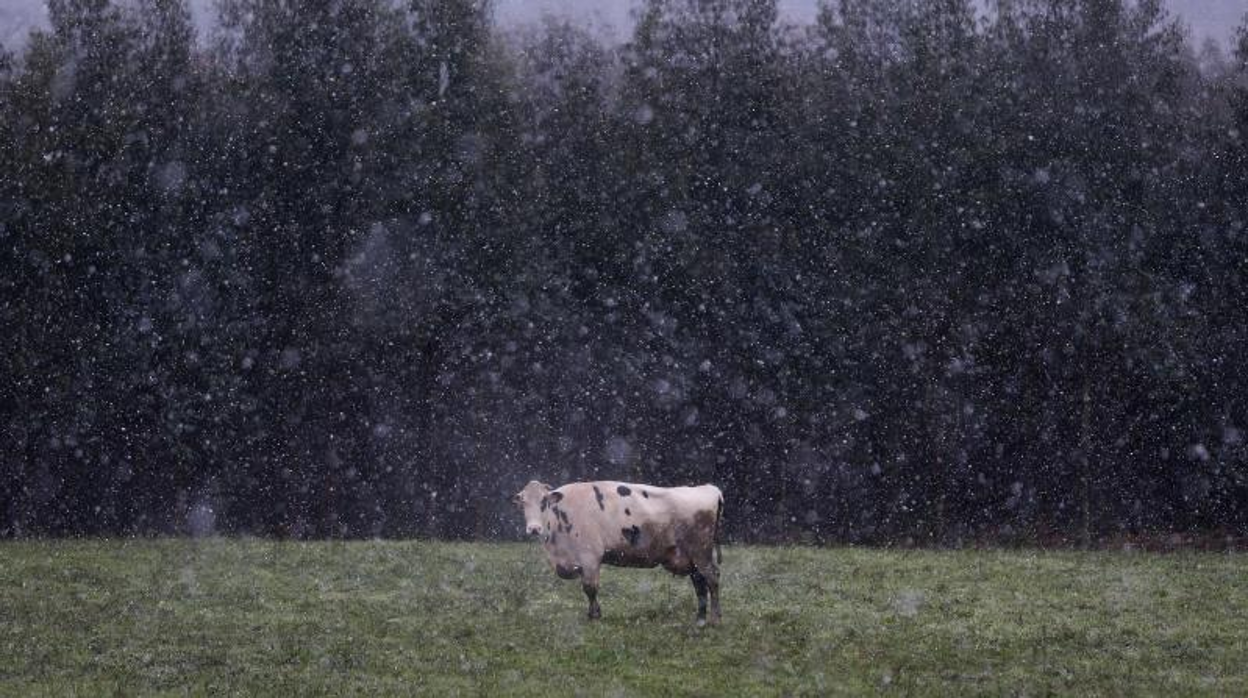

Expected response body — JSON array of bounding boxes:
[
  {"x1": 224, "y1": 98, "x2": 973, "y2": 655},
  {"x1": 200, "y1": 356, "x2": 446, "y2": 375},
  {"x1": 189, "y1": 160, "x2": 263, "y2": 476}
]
[{"x1": 1, "y1": 540, "x2": 1245, "y2": 696}]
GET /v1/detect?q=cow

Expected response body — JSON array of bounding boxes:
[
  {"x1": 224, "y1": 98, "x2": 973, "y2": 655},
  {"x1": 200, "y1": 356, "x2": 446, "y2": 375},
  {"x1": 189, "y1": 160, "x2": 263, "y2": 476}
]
[{"x1": 512, "y1": 479, "x2": 724, "y2": 625}]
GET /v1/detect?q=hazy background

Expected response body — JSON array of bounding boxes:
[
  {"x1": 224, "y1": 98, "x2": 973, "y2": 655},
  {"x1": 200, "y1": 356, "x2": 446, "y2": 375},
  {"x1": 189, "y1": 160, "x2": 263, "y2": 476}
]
[
  {"x1": 2, "y1": 0, "x2": 1244, "y2": 49},
  {"x1": 4, "y1": 0, "x2": 1247, "y2": 541}
]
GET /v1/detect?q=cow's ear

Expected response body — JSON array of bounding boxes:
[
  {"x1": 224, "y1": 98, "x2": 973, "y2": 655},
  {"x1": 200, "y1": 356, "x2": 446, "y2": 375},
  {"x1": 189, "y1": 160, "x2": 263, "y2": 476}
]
[{"x1": 548, "y1": 491, "x2": 563, "y2": 503}]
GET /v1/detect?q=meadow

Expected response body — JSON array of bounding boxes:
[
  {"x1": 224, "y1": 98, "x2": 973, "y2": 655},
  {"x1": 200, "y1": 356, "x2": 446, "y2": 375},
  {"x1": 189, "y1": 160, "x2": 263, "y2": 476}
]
[{"x1": 1, "y1": 539, "x2": 1245, "y2": 695}]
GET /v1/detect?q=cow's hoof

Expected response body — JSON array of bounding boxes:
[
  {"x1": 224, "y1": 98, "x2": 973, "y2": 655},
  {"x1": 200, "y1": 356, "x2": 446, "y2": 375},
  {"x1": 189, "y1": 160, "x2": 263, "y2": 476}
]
[{"x1": 696, "y1": 617, "x2": 707, "y2": 628}]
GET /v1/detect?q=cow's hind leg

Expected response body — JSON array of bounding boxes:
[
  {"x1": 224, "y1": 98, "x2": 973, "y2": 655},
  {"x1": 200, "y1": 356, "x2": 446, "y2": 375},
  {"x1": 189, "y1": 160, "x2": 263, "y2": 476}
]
[
  {"x1": 690, "y1": 570, "x2": 709, "y2": 625},
  {"x1": 692, "y1": 554, "x2": 721, "y2": 625},
  {"x1": 582, "y1": 564, "x2": 602, "y2": 620},
  {"x1": 706, "y1": 565, "x2": 721, "y2": 624}
]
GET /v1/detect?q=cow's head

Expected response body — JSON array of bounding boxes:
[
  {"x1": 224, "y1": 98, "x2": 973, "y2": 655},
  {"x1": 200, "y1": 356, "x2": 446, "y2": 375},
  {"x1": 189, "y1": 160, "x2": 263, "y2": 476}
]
[{"x1": 512, "y1": 480, "x2": 552, "y2": 537}]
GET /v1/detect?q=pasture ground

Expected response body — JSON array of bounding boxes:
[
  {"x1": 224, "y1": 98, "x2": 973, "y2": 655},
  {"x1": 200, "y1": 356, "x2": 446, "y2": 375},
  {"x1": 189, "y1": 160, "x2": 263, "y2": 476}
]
[{"x1": 1, "y1": 539, "x2": 1245, "y2": 695}]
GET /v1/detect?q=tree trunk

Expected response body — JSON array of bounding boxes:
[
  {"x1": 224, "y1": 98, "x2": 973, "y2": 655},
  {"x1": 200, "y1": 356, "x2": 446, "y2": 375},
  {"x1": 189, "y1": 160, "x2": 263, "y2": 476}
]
[{"x1": 1080, "y1": 377, "x2": 1093, "y2": 548}]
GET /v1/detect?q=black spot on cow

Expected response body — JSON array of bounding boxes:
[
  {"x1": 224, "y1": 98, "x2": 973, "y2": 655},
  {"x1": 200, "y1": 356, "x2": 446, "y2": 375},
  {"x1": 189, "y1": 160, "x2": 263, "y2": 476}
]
[
  {"x1": 555, "y1": 508, "x2": 571, "y2": 526},
  {"x1": 593, "y1": 486, "x2": 605, "y2": 510},
  {"x1": 625, "y1": 508, "x2": 631, "y2": 516},
  {"x1": 617, "y1": 485, "x2": 631, "y2": 497},
  {"x1": 641, "y1": 490, "x2": 649, "y2": 498},
  {"x1": 549, "y1": 491, "x2": 564, "y2": 503},
  {"x1": 550, "y1": 531, "x2": 558, "y2": 545},
  {"x1": 622, "y1": 525, "x2": 641, "y2": 547},
  {"x1": 540, "y1": 497, "x2": 548, "y2": 512}
]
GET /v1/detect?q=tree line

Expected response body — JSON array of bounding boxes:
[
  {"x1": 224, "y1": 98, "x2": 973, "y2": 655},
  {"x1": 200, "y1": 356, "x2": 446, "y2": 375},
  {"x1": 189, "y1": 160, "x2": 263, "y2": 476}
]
[{"x1": 2, "y1": 0, "x2": 1247, "y2": 544}]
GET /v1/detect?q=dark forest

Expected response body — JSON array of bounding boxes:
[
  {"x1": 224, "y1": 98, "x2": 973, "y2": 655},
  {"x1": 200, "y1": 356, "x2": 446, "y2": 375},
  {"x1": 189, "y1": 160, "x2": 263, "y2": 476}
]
[{"x1": 2, "y1": 0, "x2": 1247, "y2": 545}]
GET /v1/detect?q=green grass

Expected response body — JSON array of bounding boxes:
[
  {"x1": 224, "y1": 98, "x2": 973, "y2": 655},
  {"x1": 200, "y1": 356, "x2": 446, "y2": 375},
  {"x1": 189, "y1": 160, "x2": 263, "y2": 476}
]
[{"x1": 1, "y1": 540, "x2": 1245, "y2": 696}]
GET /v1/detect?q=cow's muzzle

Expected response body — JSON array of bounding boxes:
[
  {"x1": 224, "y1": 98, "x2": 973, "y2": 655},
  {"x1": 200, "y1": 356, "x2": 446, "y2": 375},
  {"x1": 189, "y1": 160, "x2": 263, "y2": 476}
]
[{"x1": 527, "y1": 525, "x2": 542, "y2": 536}]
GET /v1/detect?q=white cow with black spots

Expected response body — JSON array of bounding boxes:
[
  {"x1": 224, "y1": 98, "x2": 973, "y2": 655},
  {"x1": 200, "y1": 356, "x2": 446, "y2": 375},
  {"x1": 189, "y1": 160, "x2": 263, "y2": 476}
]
[{"x1": 512, "y1": 480, "x2": 724, "y2": 625}]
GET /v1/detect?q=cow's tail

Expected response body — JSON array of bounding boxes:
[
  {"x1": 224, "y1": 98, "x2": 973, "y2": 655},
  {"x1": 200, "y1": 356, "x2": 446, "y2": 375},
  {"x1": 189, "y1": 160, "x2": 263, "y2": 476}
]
[{"x1": 714, "y1": 495, "x2": 724, "y2": 565}]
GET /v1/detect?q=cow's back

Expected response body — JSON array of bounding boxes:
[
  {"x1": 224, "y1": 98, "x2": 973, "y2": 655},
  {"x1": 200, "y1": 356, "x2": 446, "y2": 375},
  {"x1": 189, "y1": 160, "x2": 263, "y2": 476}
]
[{"x1": 556, "y1": 481, "x2": 718, "y2": 524}]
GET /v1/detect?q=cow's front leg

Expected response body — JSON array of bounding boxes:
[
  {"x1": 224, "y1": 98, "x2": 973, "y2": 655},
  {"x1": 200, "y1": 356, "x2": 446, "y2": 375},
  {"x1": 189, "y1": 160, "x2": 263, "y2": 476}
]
[
  {"x1": 690, "y1": 570, "x2": 709, "y2": 625},
  {"x1": 581, "y1": 564, "x2": 602, "y2": 620}
]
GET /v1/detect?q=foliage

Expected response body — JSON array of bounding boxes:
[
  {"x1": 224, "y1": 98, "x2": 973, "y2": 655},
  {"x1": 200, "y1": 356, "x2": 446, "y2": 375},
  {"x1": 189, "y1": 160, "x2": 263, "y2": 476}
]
[{"x1": 1, "y1": 0, "x2": 1247, "y2": 542}]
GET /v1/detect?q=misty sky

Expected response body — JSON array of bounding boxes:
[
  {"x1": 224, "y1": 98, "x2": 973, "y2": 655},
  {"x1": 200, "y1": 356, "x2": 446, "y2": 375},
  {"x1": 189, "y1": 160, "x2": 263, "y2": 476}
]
[
  {"x1": 2, "y1": 0, "x2": 1244, "y2": 50},
  {"x1": 497, "y1": 0, "x2": 1245, "y2": 48}
]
